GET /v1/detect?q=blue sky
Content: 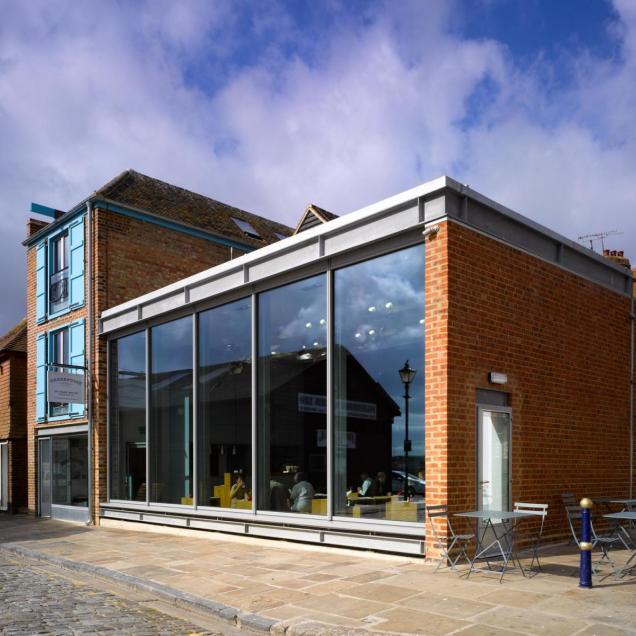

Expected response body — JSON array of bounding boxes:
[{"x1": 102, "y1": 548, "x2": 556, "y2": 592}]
[{"x1": 1, "y1": 0, "x2": 635, "y2": 333}]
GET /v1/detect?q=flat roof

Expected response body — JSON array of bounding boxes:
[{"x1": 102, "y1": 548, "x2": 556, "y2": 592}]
[{"x1": 101, "y1": 176, "x2": 633, "y2": 335}]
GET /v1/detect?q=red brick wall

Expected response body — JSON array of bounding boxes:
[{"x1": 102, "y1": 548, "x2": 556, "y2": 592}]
[
  {"x1": 424, "y1": 223, "x2": 450, "y2": 553},
  {"x1": 26, "y1": 208, "x2": 246, "y2": 520},
  {"x1": 425, "y1": 220, "x2": 632, "y2": 552},
  {"x1": 0, "y1": 357, "x2": 10, "y2": 440},
  {"x1": 1, "y1": 354, "x2": 28, "y2": 512},
  {"x1": 91, "y1": 208, "x2": 245, "y2": 521}
]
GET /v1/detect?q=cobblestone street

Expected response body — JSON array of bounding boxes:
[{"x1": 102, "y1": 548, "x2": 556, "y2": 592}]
[{"x1": 0, "y1": 553, "x2": 240, "y2": 636}]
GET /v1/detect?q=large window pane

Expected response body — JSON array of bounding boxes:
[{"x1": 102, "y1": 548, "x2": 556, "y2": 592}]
[
  {"x1": 109, "y1": 332, "x2": 146, "y2": 501},
  {"x1": 334, "y1": 245, "x2": 425, "y2": 522},
  {"x1": 198, "y1": 298, "x2": 252, "y2": 509},
  {"x1": 150, "y1": 316, "x2": 193, "y2": 504},
  {"x1": 258, "y1": 275, "x2": 327, "y2": 515},
  {"x1": 52, "y1": 435, "x2": 88, "y2": 507}
]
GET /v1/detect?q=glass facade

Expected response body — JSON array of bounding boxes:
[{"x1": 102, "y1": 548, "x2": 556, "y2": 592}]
[
  {"x1": 333, "y1": 245, "x2": 425, "y2": 521},
  {"x1": 150, "y1": 316, "x2": 193, "y2": 504},
  {"x1": 108, "y1": 245, "x2": 424, "y2": 526},
  {"x1": 257, "y1": 275, "x2": 327, "y2": 515},
  {"x1": 109, "y1": 331, "x2": 146, "y2": 501},
  {"x1": 198, "y1": 298, "x2": 252, "y2": 509}
]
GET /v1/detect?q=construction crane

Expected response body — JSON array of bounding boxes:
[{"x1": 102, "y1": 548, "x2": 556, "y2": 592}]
[{"x1": 577, "y1": 230, "x2": 623, "y2": 252}]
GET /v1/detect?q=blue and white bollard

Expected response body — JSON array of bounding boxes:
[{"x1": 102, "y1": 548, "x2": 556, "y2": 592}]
[{"x1": 579, "y1": 497, "x2": 593, "y2": 588}]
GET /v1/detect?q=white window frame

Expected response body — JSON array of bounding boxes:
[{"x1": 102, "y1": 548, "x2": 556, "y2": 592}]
[{"x1": 0, "y1": 441, "x2": 8, "y2": 511}]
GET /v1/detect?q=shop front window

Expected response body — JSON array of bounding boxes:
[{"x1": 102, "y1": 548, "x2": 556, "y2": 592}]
[
  {"x1": 52, "y1": 434, "x2": 88, "y2": 507},
  {"x1": 109, "y1": 331, "x2": 146, "y2": 501},
  {"x1": 198, "y1": 298, "x2": 252, "y2": 509},
  {"x1": 150, "y1": 316, "x2": 193, "y2": 505},
  {"x1": 257, "y1": 275, "x2": 327, "y2": 515},
  {"x1": 333, "y1": 245, "x2": 425, "y2": 522}
]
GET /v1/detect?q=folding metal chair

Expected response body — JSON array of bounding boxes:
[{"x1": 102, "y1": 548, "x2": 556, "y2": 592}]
[
  {"x1": 513, "y1": 502, "x2": 548, "y2": 573},
  {"x1": 426, "y1": 504, "x2": 474, "y2": 573},
  {"x1": 561, "y1": 493, "x2": 577, "y2": 544},
  {"x1": 565, "y1": 504, "x2": 628, "y2": 573}
]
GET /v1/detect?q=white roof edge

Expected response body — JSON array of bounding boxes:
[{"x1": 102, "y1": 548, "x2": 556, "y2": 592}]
[
  {"x1": 101, "y1": 176, "x2": 450, "y2": 319},
  {"x1": 448, "y1": 177, "x2": 634, "y2": 278},
  {"x1": 102, "y1": 174, "x2": 632, "y2": 321}
]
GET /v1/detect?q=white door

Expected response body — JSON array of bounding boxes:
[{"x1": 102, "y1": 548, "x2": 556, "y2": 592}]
[{"x1": 478, "y1": 407, "x2": 511, "y2": 513}]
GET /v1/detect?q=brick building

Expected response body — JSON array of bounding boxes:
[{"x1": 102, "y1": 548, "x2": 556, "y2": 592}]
[
  {"x1": 100, "y1": 176, "x2": 634, "y2": 557},
  {"x1": 0, "y1": 319, "x2": 28, "y2": 513},
  {"x1": 23, "y1": 169, "x2": 291, "y2": 523}
]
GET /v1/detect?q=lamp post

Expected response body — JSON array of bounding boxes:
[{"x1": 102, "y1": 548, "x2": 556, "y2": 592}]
[{"x1": 399, "y1": 360, "x2": 416, "y2": 501}]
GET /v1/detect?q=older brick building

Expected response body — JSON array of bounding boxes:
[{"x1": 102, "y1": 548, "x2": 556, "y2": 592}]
[
  {"x1": 24, "y1": 170, "x2": 291, "y2": 523},
  {"x1": 0, "y1": 319, "x2": 27, "y2": 513},
  {"x1": 99, "y1": 176, "x2": 634, "y2": 557}
]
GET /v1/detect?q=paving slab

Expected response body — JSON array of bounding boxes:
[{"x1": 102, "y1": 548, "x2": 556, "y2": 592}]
[{"x1": 1, "y1": 515, "x2": 636, "y2": 635}]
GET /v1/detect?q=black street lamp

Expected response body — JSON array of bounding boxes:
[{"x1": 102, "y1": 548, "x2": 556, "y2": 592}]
[{"x1": 399, "y1": 360, "x2": 416, "y2": 501}]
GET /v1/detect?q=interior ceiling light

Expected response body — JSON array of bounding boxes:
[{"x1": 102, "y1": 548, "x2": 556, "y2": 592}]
[
  {"x1": 419, "y1": 319, "x2": 425, "y2": 325},
  {"x1": 385, "y1": 302, "x2": 393, "y2": 309},
  {"x1": 354, "y1": 332, "x2": 361, "y2": 338},
  {"x1": 319, "y1": 318, "x2": 326, "y2": 325},
  {"x1": 368, "y1": 306, "x2": 376, "y2": 312},
  {"x1": 305, "y1": 322, "x2": 312, "y2": 328},
  {"x1": 313, "y1": 341, "x2": 320, "y2": 346},
  {"x1": 368, "y1": 329, "x2": 376, "y2": 335}
]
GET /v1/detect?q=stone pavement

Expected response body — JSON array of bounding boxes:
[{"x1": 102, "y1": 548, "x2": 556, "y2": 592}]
[
  {"x1": 0, "y1": 551, "x2": 245, "y2": 635},
  {"x1": 1, "y1": 515, "x2": 636, "y2": 635}
]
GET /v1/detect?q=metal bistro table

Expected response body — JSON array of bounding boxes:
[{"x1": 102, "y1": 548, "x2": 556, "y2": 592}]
[
  {"x1": 455, "y1": 510, "x2": 542, "y2": 583},
  {"x1": 604, "y1": 511, "x2": 636, "y2": 578}
]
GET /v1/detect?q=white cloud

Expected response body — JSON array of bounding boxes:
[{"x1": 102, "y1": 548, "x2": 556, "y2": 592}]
[{"x1": 0, "y1": 0, "x2": 635, "y2": 333}]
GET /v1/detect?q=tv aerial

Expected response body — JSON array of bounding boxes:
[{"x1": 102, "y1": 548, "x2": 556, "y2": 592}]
[{"x1": 577, "y1": 230, "x2": 623, "y2": 252}]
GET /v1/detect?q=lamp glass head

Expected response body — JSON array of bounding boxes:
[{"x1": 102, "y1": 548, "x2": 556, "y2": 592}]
[{"x1": 399, "y1": 360, "x2": 417, "y2": 385}]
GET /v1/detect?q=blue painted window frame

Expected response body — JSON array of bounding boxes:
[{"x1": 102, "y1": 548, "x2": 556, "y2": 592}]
[
  {"x1": 38, "y1": 212, "x2": 86, "y2": 323},
  {"x1": 38, "y1": 318, "x2": 86, "y2": 423}
]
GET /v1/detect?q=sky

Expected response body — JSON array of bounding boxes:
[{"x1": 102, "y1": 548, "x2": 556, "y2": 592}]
[{"x1": 1, "y1": 0, "x2": 635, "y2": 334}]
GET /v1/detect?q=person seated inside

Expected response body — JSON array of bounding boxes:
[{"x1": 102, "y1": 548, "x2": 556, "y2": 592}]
[
  {"x1": 290, "y1": 471, "x2": 315, "y2": 513},
  {"x1": 270, "y1": 471, "x2": 290, "y2": 511},
  {"x1": 229, "y1": 470, "x2": 250, "y2": 504},
  {"x1": 358, "y1": 472, "x2": 373, "y2": 496},
  {"x1": 375, "y1": 471, "x2": 388, "y2": 496}
]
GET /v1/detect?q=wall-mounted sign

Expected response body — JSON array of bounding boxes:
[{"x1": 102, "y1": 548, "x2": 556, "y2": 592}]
[
  {"x1": 488, "y1": 371, "x2": 508, "y2": 385},
  {"x1": 47, "y1": 371, "x2": 85, "y2": 404},
  {"x1": 298, "y1": 393, "x2": 376, "y2": 420},
  {"x1": 316, "y1": 429, "x2": 357, "y2": 449}
]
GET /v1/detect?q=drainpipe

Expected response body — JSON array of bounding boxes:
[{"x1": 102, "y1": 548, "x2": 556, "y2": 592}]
[
  {"x1": 86, "y1": 201, "x2": 94, "y2": 524},
  {"x1": 630, "y1": 293, "x2": 634, "y2": 498}
]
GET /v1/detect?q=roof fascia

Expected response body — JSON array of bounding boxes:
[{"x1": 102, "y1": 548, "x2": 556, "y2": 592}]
[{"x1": 24, "y1": 195, "x2": 258, "y2": 252}]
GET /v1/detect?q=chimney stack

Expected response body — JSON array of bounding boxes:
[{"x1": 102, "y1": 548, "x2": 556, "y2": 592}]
[
  {"x1": 27, "y1": 218, "x2": 49, "y2": 238},
  {"x1": 602, "y1": 248, "x2": 631, "y2": 270}
]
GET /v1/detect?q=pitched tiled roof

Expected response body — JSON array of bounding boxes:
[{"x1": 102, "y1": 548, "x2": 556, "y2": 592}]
[
  {"x1": 294, "y1": 204, "x2": 339, "y2": 234},
  {"x1": 95, "y1": 170, "x2": 293, "y2": 248},
  {"x1": 0, "y1": 319, "x2": 27, "y2": 354}
]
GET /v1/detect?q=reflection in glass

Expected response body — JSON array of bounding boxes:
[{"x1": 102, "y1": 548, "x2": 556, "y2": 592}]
[
  {"x1": 52, "y1": 435, "x2": 88, "y2": 506},
  {"x1": 150, "y1": 316, "x2": 193, "y2": 504},
  {"x1": 258, "y1": 275, "x2": 327, "y2": 515},
  {"x1": 334, "y1": 245, "x2": 425, "y2": 522},
  {"x1": 109, "y1": 332, "x2": 146, "y2": 501},
  {"x1": 198, "y1": 298, "x2": 252, "y2": 509}
]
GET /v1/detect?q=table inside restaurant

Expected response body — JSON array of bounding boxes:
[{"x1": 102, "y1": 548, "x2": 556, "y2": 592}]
[{"x1": 455, "y1": 510, "x2": 543, "y2": 582}]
